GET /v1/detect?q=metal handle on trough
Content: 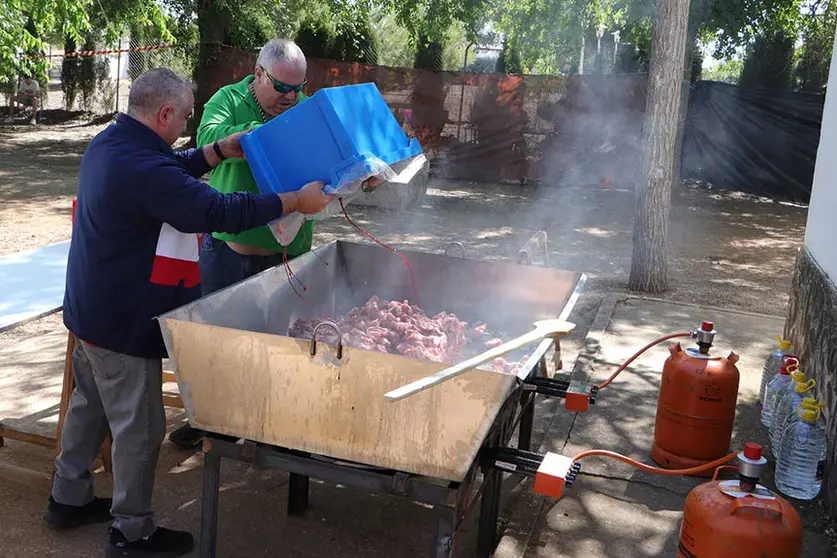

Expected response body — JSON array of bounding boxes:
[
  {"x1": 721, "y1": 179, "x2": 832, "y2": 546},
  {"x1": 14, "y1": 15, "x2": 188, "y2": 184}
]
[
  {"x1": 310, "y1": 320, "x2": 343, "y2": 359},
  {"x1": 518, "y1": 231, "x2": 549, "y2": 267},
  {"x1": 444, "y1": 242, "x2": 467, "y2": 259}
]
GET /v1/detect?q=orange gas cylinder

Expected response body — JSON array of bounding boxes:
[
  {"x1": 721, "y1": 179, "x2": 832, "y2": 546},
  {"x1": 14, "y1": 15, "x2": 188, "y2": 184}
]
[
  {"x1": 677, "y1": 444, "x2": 803, "y2": 558},
  {"x1": 652, "y1": 321, "x2": 740, "y2": 472}
]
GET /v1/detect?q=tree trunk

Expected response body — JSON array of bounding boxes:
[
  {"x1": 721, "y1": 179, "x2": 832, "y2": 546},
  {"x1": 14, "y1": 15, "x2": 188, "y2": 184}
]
[
  {"x1": 192, "y1": 0, "x2": 226, "y2": 147},
  {"x1": 628, "y1": 0, "x2": 691, "y2": 293},
  {"x1": 673, "y1": 16, "x2": 701, "y2": 183}
]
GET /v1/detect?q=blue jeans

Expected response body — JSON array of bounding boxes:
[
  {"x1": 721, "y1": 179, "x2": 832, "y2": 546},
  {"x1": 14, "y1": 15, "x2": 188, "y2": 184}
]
[
  {"x1": 198, "y1": 234, "x2": 284, "y2": 296},
  {"x1": 171, "y1": 235, "x2": 287, "y2": 442}
]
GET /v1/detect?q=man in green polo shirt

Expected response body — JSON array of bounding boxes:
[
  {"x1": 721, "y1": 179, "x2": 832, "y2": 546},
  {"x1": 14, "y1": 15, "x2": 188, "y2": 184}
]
[{"x1": 169, "y1": 39, "x2": 377, "y2": 448}]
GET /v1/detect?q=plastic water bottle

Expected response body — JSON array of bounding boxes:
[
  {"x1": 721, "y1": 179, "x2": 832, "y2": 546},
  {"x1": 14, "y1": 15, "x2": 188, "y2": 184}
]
[
  {"x1": 760, "y1": 359, "x2": 798, "y2": 427},
  {"x1": 769, "y1": 368, "x2": 806, "y2": 430},
  {"x1": 770, "y1": 379, "x2": 816, "y2": 458},
  {"x1": 758, "y1": 337, "x2": 792, "y2": 408},
  {"x1": 775, "y1": 400, "x2": 827, "y2": 500},
  {"x1": 769, "y1": 369, "x2": 806, "y2": 430}
]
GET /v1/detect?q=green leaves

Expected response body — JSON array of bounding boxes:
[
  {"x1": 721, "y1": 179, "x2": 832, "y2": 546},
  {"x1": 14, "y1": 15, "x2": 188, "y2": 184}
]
[
  {"x1": 379, "y1": 0, "x2": 488, "y2": 45},
  {"x1": 490, "y1": 0, "x2": 645, "y2": 74},
  {"x1": 707, "y1": 0, "x2": 806, "y2": 59},
  {"x1": 1, "y1": 0, "x2": 177, "y2": 92},
  {"x1": 1, "y1": 0, "x2": 92, "y2": 89}
]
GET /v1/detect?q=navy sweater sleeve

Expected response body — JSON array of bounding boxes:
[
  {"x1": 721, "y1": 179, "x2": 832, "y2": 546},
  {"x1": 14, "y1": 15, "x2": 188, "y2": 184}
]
[
  {"x1": 172, "y1": 146, "x2": 212, "y2": 179},
  {"x1": 135, "y1": 160, "x2": 287, "y2": 234}
]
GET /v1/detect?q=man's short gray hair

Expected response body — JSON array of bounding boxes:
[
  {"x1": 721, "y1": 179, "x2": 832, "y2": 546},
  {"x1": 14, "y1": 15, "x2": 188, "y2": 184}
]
[
  {"x1": 127, "y1": 68, "x2": 192, "y2": 118},
  {"x1": 256, "y1": 39, "x2": 307, "y2": 73}
]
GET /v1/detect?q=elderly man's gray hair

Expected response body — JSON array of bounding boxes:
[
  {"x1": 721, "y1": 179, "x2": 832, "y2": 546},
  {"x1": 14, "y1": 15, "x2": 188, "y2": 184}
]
[
  {"x1": 257, "y1": 39, "x2": 307, "y2": 72},
  {"x1": 127, "y1": 68, "x2": 192, "y2": 118}
]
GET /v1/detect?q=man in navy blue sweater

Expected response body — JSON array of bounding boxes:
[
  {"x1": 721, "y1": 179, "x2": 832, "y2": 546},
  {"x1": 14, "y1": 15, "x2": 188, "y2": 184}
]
[{"x1": 47, "y1": 68, "x2": 333, "y2": 558}]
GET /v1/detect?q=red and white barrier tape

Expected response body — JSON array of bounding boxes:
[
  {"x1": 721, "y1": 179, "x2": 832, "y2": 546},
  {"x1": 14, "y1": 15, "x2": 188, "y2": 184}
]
[{"x1": 23, "y1": 44, "x2": 175, "y2": 59}]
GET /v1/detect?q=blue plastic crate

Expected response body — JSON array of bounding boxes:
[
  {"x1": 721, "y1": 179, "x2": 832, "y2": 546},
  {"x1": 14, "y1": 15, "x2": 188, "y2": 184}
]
[{"x1": 240, "y1": 82, "x2": 423, "y2": 195}]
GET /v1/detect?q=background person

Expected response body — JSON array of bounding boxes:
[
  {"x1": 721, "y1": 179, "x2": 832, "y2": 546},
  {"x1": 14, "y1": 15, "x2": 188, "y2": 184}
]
[{"x1": 5, "y1": 74, "x2": 40, "y2": 125}]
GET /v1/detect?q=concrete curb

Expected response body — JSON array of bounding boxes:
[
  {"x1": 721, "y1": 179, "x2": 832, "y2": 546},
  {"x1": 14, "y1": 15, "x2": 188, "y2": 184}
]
[
  {"x1": 572, "y1": 293, "x2": 620, "y2": 384},
  {"x1": 491, "y1": 294, "x2": 620, "y2": 558},
  {"x1": 620, "y1": 294, "x2": 785, "y2": 320}
]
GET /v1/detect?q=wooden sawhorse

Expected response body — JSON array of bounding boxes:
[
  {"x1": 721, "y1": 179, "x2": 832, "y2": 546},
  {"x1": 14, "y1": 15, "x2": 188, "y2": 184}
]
[{"x1": 0, "y1": 331, "x2": 184, "y2": 488}]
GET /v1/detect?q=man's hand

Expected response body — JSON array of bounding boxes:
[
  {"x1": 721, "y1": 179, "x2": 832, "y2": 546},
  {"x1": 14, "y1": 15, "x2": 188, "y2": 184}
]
[{"x1": 280, "y1": 181, "x2": 334, "y2": 215}]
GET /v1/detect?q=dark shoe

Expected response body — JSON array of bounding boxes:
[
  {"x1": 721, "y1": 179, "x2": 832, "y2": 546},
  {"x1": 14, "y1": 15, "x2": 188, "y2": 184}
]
[
  {"x1": 45, "y1": 495, "x2": 113, "y2": 530},
  {"x1": 106, "y1": 527, "x2": 194, "y2": 558},
  {"x1": 168, "y1": 424, "x2": 205, "y2": 449}
]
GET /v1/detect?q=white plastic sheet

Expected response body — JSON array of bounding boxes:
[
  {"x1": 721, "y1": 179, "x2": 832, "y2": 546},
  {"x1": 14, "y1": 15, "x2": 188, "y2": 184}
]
[{"x1": 268, "y1": 153, "x2": 427, "y2": 246}]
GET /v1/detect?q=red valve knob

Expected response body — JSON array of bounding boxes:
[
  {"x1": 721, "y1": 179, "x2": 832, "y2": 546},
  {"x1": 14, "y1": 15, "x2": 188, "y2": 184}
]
[
  {"x1": 779, "y1": 358, "x2": 799, "y2": 375},
  {"x1": 701, "y1": 321, "x2": 714, "y2": 332},
  {"x1": 743, "y1": 442, "x2": 762, "y2": 460}
]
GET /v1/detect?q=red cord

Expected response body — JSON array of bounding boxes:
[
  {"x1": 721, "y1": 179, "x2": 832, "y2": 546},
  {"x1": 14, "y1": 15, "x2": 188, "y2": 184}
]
[
  {"x1": 283, "y1": 244, "x2": 313, "y2": 305},
  {"x1": 339, "y1": 198, "x2": 420, "y2": 305},
  {"x1": 597, "y1": 332, "x2": 693, "y2": 390}
]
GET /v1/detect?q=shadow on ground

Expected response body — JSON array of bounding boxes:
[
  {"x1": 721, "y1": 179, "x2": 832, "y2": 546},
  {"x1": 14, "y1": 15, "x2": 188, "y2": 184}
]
[{"x1": 495, "y1": 296, "x2": 834, "y2": 558}]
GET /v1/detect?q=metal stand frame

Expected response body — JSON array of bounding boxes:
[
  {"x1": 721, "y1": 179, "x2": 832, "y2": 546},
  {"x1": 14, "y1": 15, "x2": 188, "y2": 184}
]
[
  {"x1": 199, "y1": 435, "x2": 479, "y2": 558},
  {"x1": 198, "y1": 358, "x2": 544, "y2": 558},
  {"x1": 196, "y1": 352, "x2": 597, "y2": 558}
]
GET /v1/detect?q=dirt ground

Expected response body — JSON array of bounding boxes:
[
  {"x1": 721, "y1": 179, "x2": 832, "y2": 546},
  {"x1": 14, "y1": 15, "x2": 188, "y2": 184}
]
[
  {"x1": 0, "y1": 115, "x2": 808, "y2": 352},
  {"x1": 0, "y1": 115, "x2": 807, "y2": 298},
  {"x1": 1, "y1": 118, "x2": 828, "y2": 556}
]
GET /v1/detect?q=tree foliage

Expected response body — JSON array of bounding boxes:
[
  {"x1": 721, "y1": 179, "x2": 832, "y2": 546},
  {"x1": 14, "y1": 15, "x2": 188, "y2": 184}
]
[
  {"x1": 372, "y1": 8, "x2": 415, "y2": 67},
  {"x1": 796, "y1": 0, "x2": 837, "y2": 92},
  {"x1": 492, "y1": 0, "x2": 632, "y2": 74},
  {"x1": 483, "y1": 0, "x2": 812, "y2": 76},
  {"x1": 705, "y1": 0, "x2": 805, "y2": 60},
  {"x1": 2, "y1": 0, "x2": 172, "y2": 104},
  {"x1": 330, "y1": 19, "x2": 379, "y2": 64},
  {"x1": 380, "y1": 0, "x2": 487, "y2": 45},
  {"x1": 495, "y1": 37, "x2": 523, "y2": 74},
  {"x1": 740, "y1": 30, "x2": 796, "y2": 89},
  {"x1": 293, "y1": 3, "x2": 379, "y2": 64},
  {"x1": 1, "y1": 0, "x2": 90, "y2": 90},
  {"x1": 295, "y1": 16, "x2": 332, "y2": 59},
  {"x1": 702, "y1": 56, "x2": 745, "y2": 84}
]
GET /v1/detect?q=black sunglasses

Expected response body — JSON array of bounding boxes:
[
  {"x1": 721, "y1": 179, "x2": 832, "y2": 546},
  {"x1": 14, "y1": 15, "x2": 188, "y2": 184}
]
[{"x1": 260, "y1": 66, "x2": 307, "y2": 94}]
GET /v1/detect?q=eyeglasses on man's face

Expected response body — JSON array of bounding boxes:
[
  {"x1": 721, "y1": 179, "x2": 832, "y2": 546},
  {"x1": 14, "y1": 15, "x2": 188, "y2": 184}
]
[{"x1": 259, "y1": 65, "x2": 307, "y2": 95}]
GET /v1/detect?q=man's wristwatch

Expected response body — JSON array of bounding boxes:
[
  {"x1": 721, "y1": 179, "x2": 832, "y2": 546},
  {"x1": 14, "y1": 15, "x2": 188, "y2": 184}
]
[{"x1": 212, "y1": 141, "x2": 226, "y2": 161}]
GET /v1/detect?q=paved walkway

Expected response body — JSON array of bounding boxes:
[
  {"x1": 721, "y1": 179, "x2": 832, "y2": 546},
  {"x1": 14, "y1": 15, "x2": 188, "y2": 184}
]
[
  {"x1": 494, "y1": 295, "x2": 832, "y2": 557},
  {"x1": 0, "y1": 294, "x2": 832, "y2": 557}
]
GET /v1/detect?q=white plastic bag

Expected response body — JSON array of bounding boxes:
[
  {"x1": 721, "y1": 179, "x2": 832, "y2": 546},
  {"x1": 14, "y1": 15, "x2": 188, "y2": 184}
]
[{"x1": 267, "y1": 153, "x2": 427, "y2": 246}]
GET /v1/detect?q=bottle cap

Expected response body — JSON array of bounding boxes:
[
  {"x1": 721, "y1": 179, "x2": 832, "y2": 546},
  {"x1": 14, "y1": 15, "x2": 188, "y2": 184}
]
[
  {"x1": 777, "y1": 336, "x2": 792, "y2": 351},
  {"x1": 779, "y1": 361, "x2": 799, "y2": 375},
  {"x1": 794, "y1": 379, "x2": 816, "y2": 393},
  {"x1": 782, "y1": 354, "x2": 799, "y2": 367},
  {"x1": 798, "y1": 403, "x2": 823, "y2": 423},
  {"x1": 743, "y1": 442, "x2": 762, "y2": 460}
]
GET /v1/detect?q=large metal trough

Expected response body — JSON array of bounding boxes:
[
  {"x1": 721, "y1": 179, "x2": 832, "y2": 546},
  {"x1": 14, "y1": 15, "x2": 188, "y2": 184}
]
[
  {"x1": 158, "y1": 239, "x2": 587, "y2": 557},
  {"x1": 158, "y1": 240, "x2": 582, "y2": 481}
]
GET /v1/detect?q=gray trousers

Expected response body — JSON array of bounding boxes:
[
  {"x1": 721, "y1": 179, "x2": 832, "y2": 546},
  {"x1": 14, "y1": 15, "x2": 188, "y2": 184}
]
[{"x1": 52, "y1": 340, "x2": 166, "y2": 541}]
